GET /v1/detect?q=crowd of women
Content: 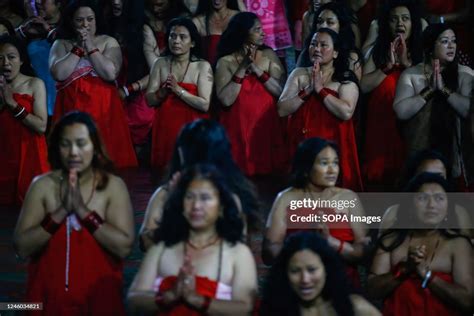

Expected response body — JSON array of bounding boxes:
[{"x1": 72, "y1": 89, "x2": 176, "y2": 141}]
[{"x1": 1, "y1": 0, "x2": 473, "y2": 315}]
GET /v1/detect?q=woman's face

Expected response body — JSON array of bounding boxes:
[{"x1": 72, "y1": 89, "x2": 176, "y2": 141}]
[
  {"x1": 36, "y1": 0, "x2": 60, "y2": 20},
  {"x1": 308, "y1": 32, "x2": 338, "y2": 65},
  {"x1": 413, "y1": 183, "x2": 448, "y2": 226},
  {"x1": 247, "y1": 19, "x2": 264, "y2": 46},
  {"x1": 316, "y1": 9, "x2": 340, "y2": 33},
  {"x1": 212, "y1": 0, "x2": 227, "y2": 10},
  {"x1": 416, "y1": 159, "x2": 447, "y2": 179},
  {"x1": 72, "y1": 6, "x2": 96, "y2": 37},
  {"x1": 149, "y1": 0, "x2": 170, "y2": 18},
  {"x1": 388, "y1": 6, "x2": 412, "y2": 41},
  {"x1": 433, "y1": 29, "x2": 456, "y2": 63},
  {"x1": 287, "y1": 250, "x2": 326, "y2": 302},
  {"x1": 169, "y1": 25, "x2": 194, "y2": 56},
  {"x1": 59, "y1": 123, "x2": 95, "y2": 173},
  {"x1": 308, "y1": 146, "x2": 339, "y2": 188},
  {"x1": 0, "y1": 43, "x2": 22, "y2": 82},
  {"x1": 183, "y1": 178, "x2": 221, "y2": 230},
  {"x1": 111, "y1": 0, "x2": 123, "y2": 17}
]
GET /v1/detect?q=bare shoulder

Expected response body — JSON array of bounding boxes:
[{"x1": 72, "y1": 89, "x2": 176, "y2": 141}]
[
  {"x1": 227, "y1": 241, "x2": 253, "y2": 259},
  {"x1": 458, "y1": 64, "x2": 473, "y2": 77},
  {"x1": 350, "y1": 294, "x2": 381, "y2": 316},
  {"x1": 290, "y1": 66, "x2": 311, "y2": 77},
  {"x1": 100, "y1": 34, "x2": 120, "y2": 48},
  {"x1": 105, "y1": 173, "x2": 129, "y2": 193},
  {"x1": 28, "y1": 76, "x2": 46, "y2": 90},
  {"x1": 275, "y1": 187, "x2": 299, "y2": 205},
  {"x1": 404, "y1": 63, "x2": 423, "y2": 75},
  {"x1": 196, "y1": 59, "x2": 212, "y2": 70},
  {"x1": 261, "y1": 47, "x2": 277, "y2": 58}
]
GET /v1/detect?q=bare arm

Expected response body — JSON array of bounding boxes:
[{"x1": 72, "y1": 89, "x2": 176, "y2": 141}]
[
  {"x1": 146, "y1": 58, "x2": 166, "y2": 107},
  {"x1": 22, "y1": 78, "x2": 47, "y2": 133},
  {"x1": 323, "y1": 81, "x2": 359, "y2": 121},
  {"x1": 251, "y1": 49, "x2": 285, "y2": 97},
  {"x1": 86, "y1": 36, "x2": 122, "y2": 81},
  {"x1": 368, "y1": 247, "x2": 405, "y2": 299},
  {"x1": 139, "y1": 186, "x2": 168, "y2": 251},
  {"x1": 143, "y1": 24, "x2": 160, "y2": 68},
  {"x1": 361, "y1": 54, "x2": 388, "y2": 93},
  {"x1": 175, "y1": 61, "x2": 213, "y2": 112},
  {"x1": 393, "y1": 69, "x2": 426, "y2": 120},
  {"x1": 362, "y1": 20, "x2": 378, "y2": 57},
  {"x1": 350, "y1": 294, "x2": 382, "y2": 316},
  {"x1": 277, "y1": 67, "x2": 309, "y2": 117},
  {"x1": 49, "y1": 39, "x2": 82, "y2": 81},
  {"x1": 445, "y1": 68, "x2": 471, "y2": 118},
  {"x1": 215, "y1": 57, "x2": 247, "y2": 107}
]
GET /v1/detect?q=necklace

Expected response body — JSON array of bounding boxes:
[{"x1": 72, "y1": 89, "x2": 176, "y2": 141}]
[
  {"x1": 186, "y1": 235, "x2": 220, "y2": 250},
  {"x1": 170, "y1": 58, "x2": 191, "y2": 82}
]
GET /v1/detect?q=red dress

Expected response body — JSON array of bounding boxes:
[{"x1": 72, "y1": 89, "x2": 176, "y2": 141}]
[
  {"x1": 287, "y1": 89, "x2": 363, "y2": 192},
  {"x1": 26, "y1": 220, "x2": 125, "y2": 315},
  {"x1": 53, "y1": 61, "x2": 137, "y2": 168},
  {"x1": 219, "y1": 74, "x2": 288, "y2": 175},
  {"x1": 383, "y1": 266, "x2": 462, "y2": 316},
  {"x1": 154, "y1": 31, "x2": 167, "y2": 52},
  {"x1": 0, "y1": 94, "x2": 49, "y2": 205},
  {"x1": 202, "y1": 35, "x2": 221, "y2": 65},
  {"x1": 151, "y1": 83, "x2": 209, "y2": 170},
  {"x1": 362, "y1": 70, "x2": 406, "y2": 191}
]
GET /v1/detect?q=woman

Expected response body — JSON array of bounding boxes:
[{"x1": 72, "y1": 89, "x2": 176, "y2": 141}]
[
  {"x1": 299, "y1": 1, "x2": 362, "y2": 80},
  {"x1": 369, "y1": 172, "x2": 473, "y2": 315},
  {"x1": 13, "y1": 111, "x2": 135, "y2": 315},
  {"x1": 49, "y1": 0, "x2": 137, "y2": 168},
  {"x1": 128, "y1": 164, "x2": 257, "y2": 315},
  {"x1": 261, "y1": 232, "x2": 381, "y2": 316},
  {"x1": 0, "y1": 35, "x2": 48, "y2": 206},
  {"x1": 192, "y1": 0, "x2": 240, "y2": 65},
  {"x1": 0, "y1": 16, "x2": 15, "y2": 36},
  {"x1": 278, "y1": 28, "x2": 362, "y2": 191},
  {"x1": 263, "y1": 138, "x2": 368, "y2": 288},
  {"x1": 146, "y1": 17, "x2": 212, "y2": 171},
  {"x1": 393, "y1": 23, "x2": 474, "y2": 191},
  {"x1": 139, "y1": 119, "x2": 258, "y2": 251},
  {"x1": 360, "y1": 0, "x2": 423, "y2": 191},
  {"x1": 215, "y1": 12, "x2": 287, "y2": 176}
]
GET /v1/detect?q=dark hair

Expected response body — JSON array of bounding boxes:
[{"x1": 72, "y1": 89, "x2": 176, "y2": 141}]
[
  {"x1": 380, "y1": 172, "x2": 463, "y2": 251},
  {"x1": 155, "y1": 163, "x2": 244, "y2": 246},
  {"x1": 373, "y1": 0, "x2": 423, "y2": 68},
  {"x1": 0, "y1": 17, "x2": 15, "y2": 36},
  {"x1": 145, "y1": 0, "x2": 190, "y2": 26},
  {"x1": 163, "y1": 17, "x2": 202, "y2": 60},
  {"x1": 56, "y1": 0, "x2": 104, "y2": 39},
  {"x1": 289, "y1": 137, "x2": 339, "y2": 189},
  {"x1": 423, "y1": 23, "x2": 458, "y2": 91},
  {"x1": 195, "y1": 0, "x2": 239, "y2": 36},
  {"x1": 399, "y1": 149, "x2": 451, "y2": 188},
  {"x1": 260, "y1": 232, "x2": 355, "y2": 316},
  {"x1": 0, "y1": 35, "x2": 35, "y2": 76},
  {"x1": 48, "y1": 111, "x2": 114, "y2": 190},
  {"x1": 216, "y1": 12, "x2": 266, "y2": 60},
  {"x1": 166, "y1": 119, "x2": 259, "y2": 227}
]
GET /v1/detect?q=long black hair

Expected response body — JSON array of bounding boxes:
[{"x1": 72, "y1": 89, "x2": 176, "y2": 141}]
[
  {"x1": 372, "y1": 0, "x2": 423, "y2": 68},
  {"x1": 0, "y1": 35, "x2": 35, "y2": 77},
  {"x1": 162, "y1": 17, "x2": 202, "y2": 60},
  {"x1": 56, "y1": 0, "x2": 105, "y2": 39},
  {"x1": 0, "y1": 17, "x2": 15, "y2": 36},
  {"x1": 155, "y1": 163, "x2": 244, "y2": 246},
  {"x1": 194, "y1": 0, "x2": 240, "y2": 36},
  {"x1": 260, "y1": 232, "x2": 355, "y2": 316}
]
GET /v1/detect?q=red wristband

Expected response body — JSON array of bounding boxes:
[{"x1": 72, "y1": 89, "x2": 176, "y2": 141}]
[
  {"x1": 71, "y1": 46, "x2": 85, "y2": 57},
  {"x1": 87, "y1": 48, "x2": 100, "y2": 56},
  {"x1": 41, "y1": 213, "x2": 61, "y2": 235},
  {"x1": 337, "y1": 240, "x2": 344, "y2": 254},
  {"x1": 81, "y1": 211, "x2": 104, "y2": 234},
  {"x1": 232, "y1": 75, "x2": 244, "y2": 84},
  {"x1": 258, "y1": 71, "x2": 270, "y2": 83},
  {"x1": 126, "y1": 83, "x2": 137, "y2": 93},
  {"x1": 318, "y1": 88, "x2": 330, "y2": 101},
  {"x1": 298, "y1": 88, "x2": 310, "y2": 101}
]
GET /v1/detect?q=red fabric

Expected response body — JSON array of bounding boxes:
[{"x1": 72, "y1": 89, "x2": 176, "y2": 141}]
[
  {"x1": 202, "y1": 35, "x2": 221, "y2": 65},
  {"x1": 219, "y1": 74, "x2": 288, "y2": 175},
  {"x1": 26, "y1": 223, "x2": 125, "y2": 316},
  {"x1": 289, "y1": 0, "x2": 309, "y2": 22},
  {"x1": 424, "y1": 0, "x2": 463, "y2": 15},
  {"x1": 53, "y1": 75, "x2": 138, "y2": 168},
  {"x1": 155, "y1": 31, "x2": 167, "y2": 52},
  {"x1": 125, "y1": 91, "x2": 155, "y2": 145},
  {"x1": 0, "y1": 94, "x2": 49, "y2": 205},
  {"x1": 362, "y1": 70, "x2": 406, "y2": 191},
  {"x1": 287, "y1": 89, "x2": 363, "y2": 192},
  {"x1": 356, "y1": 0, "x2": 378, "y2": 42},
  {"x1": 151, "y1": 83, "x2": 209, "y2": 170},
  {"x1": 156, "y1": 276, "x2": 219, "y2": 316},
  {"x1": 383, "y1": 266, "x2": 462, "y2": 316}
]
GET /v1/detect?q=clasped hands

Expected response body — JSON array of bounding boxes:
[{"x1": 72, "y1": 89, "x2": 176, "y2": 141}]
[
  {"x1": 60, "y1": 168, "x2": 89, "y2": 218},
  {"x1": 0, "y1": 75, "x2": 16, "y2": 110},
  {"x1": 399, "y1": 244, "x2": 430, "y2": 279},
  {"x1": 387, "y1": 34, "x2": 411, "y2": 70}
]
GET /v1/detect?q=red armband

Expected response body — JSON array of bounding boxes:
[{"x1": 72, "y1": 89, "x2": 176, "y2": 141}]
[
  {"x1": 232, "y1": 75, "x2": 244, "y2": 84},
  {"x1": 41, "y1": 213, "x2": 61, "y2": 235},
  {"x1": 71, "y1": 46, "x2": 85, "y2": 58},
  {"x1": 318, "y1": 88, "x2": 331, "y2": 101},
  {"x1": 298, "y1": 88, "x2": 310, "y2": 101},
  {"x1": 87, "y1": 48, "x2": 100, "y2": 56},
  {"x1": 81, "y1": 210, "x2": 104, "y2": 234},
  {"x1": 126, "y1": 83, "x2": 137, "y2": 93},
  {"x1": 258, "y1": 71, "x2": 270, "y2": 83}
]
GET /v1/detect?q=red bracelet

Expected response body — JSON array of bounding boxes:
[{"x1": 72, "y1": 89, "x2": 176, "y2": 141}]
[
  {"x1": 298, "y1": 88, "x2": 310, "y2": 101},
  {"x1": 81, "y1": 211, "x2": 104, "y2": 234},
  {"x1": 199, "y1": 296, "x2": 212, "y2": 312},
  {"x1": 71, "y1": 46, "x2": 85, "y2": 58},
  {"x1": 41, "y1": 213, "x2": 61, "y2": 235},
  {"x1": 258, "y1": 71, "x2": 270, "y2": 83},
  {"x1": 232, "y1": 75, "x2": 244, "y2": 84},
  {"x1": 87, "y1": 48, "x2": 100, "y2": 56},
  {"x1": 337, "y1": 239, "x2": 344, "y2": 254},
  {"x1": 126, "y1": 83, "x2": 137, "y2": 93},
  {"x1": 318, "y1": 88, "x2": 331, "y2": 101}
]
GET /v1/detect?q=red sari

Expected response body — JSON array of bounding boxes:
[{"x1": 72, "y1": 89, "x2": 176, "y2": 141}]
[
  {"x1": 219, "y1": 74, "x2": 288, "y2": 175},
  {"x1": 151, "y1": 83, "x2": 209, "y2": 170},
  {"x1": 0, "y1": 94, "x2": 49, "y2": 205},
  {"x1": 202, "y1": 35, "x2": 221, "y2": 65},
  {"x1": 362, "y1": 70, "x2": 406, "y2": 191},
  {"x1": 154, "y1": 31, "x2": 167, "y2": 52},
  {"x1": 26, "y1": 220, "x2": 125, "y2": 316},
  {"x1": 383, "y1": 265, "x2": 462, "y2": 316},
  {"x1": 53, "y1": 61, "x2": 137, "y2": 168},
  {"x1": 287, "y1": 90, "x2": 363, "y2": 192}
]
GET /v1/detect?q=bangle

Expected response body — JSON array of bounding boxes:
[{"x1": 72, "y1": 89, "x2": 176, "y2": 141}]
[
  {"x1": 298, "y1": 88, "x2": 310, "y2": 101},
  {"x1": 258, "y1": 71, "x2": 270, "y2": 83},
  {"x1": 178, "y1": 89, "x2": 185, "y2": 98},
  {"x1": 337, "y1": 239, "x2": 344, "y2": 254},
  {"x1": 18, "y1": 26, "x2": 28, "y2": 39},
  {"x1": 127, "y1": 83, "x2": 137, "y2": 93},
  {"x1": 232, "y1": 75, "x2": 244, "y2": 84},
  {"x1": 81, "y1": 210, "x2": 104, "y2": 234},
  {"x1": 420, "y1": 87, "x2": 434, "y2": 101},
  {"x1": 122, "y1": 86, "x2": 130, "y2": 97},
  {"x1": 381, "y1": 63, "x2": 393, "y2": 75},
  {"x1": 41, "y1": 213, "x2": 61, "y2": 235},
  {"x1": 421, "y1": 270, "x2": 432, "y2": 288},
  {"x1": 11, "y1": 105, "x2": 29, "y2": 120},
  {"x1": 46, "y1": 28, "x2": 56, "y2": 40},
  {"x1": 318, "y1": 88, "x2": 331, "y2": 101},
  {"x1": 441, "y1": 87, "x2": 453, "y2": 98},
  {"x1": 71, "y1": 46, "x2": 85, "y2": 58},
  {"x1": 199, "y1": 296, "x2": 212, "y2": 312},
  {"x1": 87, "y1": 48, "x2": 100, "y2": 56}
]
